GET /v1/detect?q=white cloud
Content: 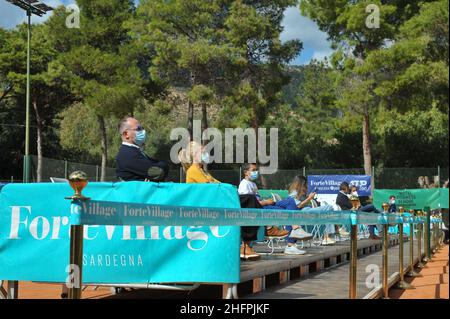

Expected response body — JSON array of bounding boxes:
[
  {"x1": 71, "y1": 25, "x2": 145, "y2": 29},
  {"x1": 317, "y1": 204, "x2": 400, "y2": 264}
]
[{"x1": 281, "y1": 6, "x2": 334, "y2": 64}]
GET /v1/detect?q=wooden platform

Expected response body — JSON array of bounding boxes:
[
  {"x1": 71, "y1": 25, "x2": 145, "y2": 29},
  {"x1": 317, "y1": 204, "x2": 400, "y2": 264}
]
[{"x1": 244, "y1": 238, "x2": 421, "y2": 299}]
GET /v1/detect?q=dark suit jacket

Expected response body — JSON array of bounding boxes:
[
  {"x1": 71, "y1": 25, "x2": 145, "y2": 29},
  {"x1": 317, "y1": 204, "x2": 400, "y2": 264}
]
[
  {"x1": 116, "y1": 144, "x2": 169, "y2": 182},
  {"x1": 336, "y1": 191, "x2": 353, "y2": 210}
]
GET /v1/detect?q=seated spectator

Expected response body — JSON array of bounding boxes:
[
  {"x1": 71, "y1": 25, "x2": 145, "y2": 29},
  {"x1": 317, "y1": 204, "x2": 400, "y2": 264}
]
[
  {"x1": 336, "y1": 182, "x2": 381, "y2": 240},
  {"x1": 178, "y1": 141, "x2": 219, "y2": 183},
  {"x1": 388, "y1": 195, "x2": 397, "y2": 213},
  {"x1": 265, "y1": 175, "x2": 334, "y2": 254},
  {"x1": 238, "y1": 163, "x2": 288, "y2": 260},
  {"x1": 116, "y1": 117, "x2": 169, "y2": 182},
  {"x1": 239, "y1": 194, "x2": 263, "y2": 260}
]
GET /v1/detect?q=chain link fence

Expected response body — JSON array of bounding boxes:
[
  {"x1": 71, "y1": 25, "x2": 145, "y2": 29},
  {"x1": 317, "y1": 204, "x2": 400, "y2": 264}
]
[{"x1": 1, "y1": 155, "x2": 448, "y2": 190}]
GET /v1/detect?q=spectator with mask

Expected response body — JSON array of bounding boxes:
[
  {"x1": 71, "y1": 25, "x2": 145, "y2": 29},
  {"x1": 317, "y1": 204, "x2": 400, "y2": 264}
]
[
  {"x1": 388, "y1": 195, "x2": 397, "y2": 213},
  {"x1": 178, "y1": 141, "x2": 219, "y2": 183},
  {"x1": 264, "y1": 175, "x2": 334, "y2": 254},
  {"x1": 238, "y1": 163, "x2": 288, "y2": 260},
  {"x1": 116, "y1": 117, "x2": 169, "y2": 182},
  {"x1": 336, "y1": 182, "x2": 381, "y2": 240}
]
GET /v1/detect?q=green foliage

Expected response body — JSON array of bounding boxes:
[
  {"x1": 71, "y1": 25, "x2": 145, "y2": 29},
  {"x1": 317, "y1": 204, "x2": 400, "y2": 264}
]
[
  {"x1": 362, "y1": 0, "x2": 449, "y2": 112},
  {"x1": 1, "y1": 0, "x2": 448, "y2": 180}
]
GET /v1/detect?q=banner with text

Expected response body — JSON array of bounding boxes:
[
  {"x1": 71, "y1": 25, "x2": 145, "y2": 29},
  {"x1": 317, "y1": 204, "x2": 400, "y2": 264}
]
[
  {"x1": 0, "y1": 182, "x2": 241, "y2": 284},
  {"x1": 374, "y1": 188, "x2": 449, "y2": 210},
  {"x1": 307, "y1": 175, "x2": 372, "y2": 209}
]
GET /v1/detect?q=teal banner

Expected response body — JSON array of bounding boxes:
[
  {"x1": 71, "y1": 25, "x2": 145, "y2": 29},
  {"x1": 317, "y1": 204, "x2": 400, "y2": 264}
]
[
  {"x1": 374, "y1": 188, "x2": 449, "y2": 210},
  {"x1": 0, "y1": 182, "x2": 241, "y2": 284},
  {"x1": 72, "y1": 200, "x2": 424, "y2": 227}
]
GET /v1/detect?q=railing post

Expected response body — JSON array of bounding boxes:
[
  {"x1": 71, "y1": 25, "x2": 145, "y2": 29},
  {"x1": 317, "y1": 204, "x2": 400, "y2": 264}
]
[
  {"x1": 406, "y1": 213, "x2": 422, "y2": 277},
  {"x1": 416, "y1": 221, "x2": 425, "y2": 268},
  {"x1": 396, "y1": 211, "x2": 414, "y2": 289},
  {"x1": 65, "y1": 171, "x2": 90, "y2": 299},
  {"x1": 68, "y1": 223, "x2": 84, "y2": 299},
  {"x1": 349, "y1": 223, "x2": 358, "y2": 299},
  {"x1": 381, "y1": 222, "x2": 389, "y2": 298},
  {"x1": 424, "y1": 206, "x2": 432, "y2": 262},
  {"x1": 6, "y1": 281, "x2": 18, "y2": 299}
]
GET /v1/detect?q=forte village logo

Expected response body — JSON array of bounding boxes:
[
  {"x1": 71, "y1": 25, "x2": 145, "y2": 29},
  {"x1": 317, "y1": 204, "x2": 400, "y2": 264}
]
[{"x1": 8, "y1": 206, "x2": 232, "y2": 254}]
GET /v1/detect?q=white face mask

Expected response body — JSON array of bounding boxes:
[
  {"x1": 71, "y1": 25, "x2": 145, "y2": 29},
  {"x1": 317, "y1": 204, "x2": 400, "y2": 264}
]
[
  {"x1": 201, "y1": 152, "x2": 211, "y2": 164},
  {"x1": 351, "y1": 191, "x2": 358, "y2": 197}
]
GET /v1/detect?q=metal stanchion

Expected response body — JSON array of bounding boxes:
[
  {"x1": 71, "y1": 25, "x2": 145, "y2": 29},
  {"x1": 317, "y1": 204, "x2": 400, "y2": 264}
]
[
  {"x1": 65, "y1": 171, "x2": 90, "y2": 300},
  {"x1": 382, "y1": 223, "x2": 389, "y2": 298},
  {"x1": 416, "y1": 219, "x2": 425, "y2": 269},
  {"x1": 406, "y1": 211, "x2": 422, "y2": 277},
  {"x1": 397, "y1": 208, "x2": 414, "y2": 289},
  {"x1": 381, "y1": 204, "x2": 389, "y2": 299},
  {"x1": 432, "y1": 219, "x2": 437, "y2": 253},
  {"x1": 68, "y1": 224, "x2": 84, "y2": 299},
  {"x1": 423, "y1": 207, "x2": 432, "y2": 262},
  {"x1": 349, "y1": 224, "x2": 358, "y2": 299}
]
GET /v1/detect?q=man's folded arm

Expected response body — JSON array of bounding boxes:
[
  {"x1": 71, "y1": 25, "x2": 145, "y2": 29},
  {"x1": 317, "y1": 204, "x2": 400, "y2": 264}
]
[
  {"x1": 121, "y1": 154, "x2": 169, "y2": 182},
  {"x1": 146, "y1": 160, "x2": 169, "y2": 182}
]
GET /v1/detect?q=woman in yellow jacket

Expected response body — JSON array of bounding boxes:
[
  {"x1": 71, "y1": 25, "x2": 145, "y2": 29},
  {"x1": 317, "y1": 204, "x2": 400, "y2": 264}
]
[{"x1": 178, "y1": 141, "x2": 219, "y2": 183}]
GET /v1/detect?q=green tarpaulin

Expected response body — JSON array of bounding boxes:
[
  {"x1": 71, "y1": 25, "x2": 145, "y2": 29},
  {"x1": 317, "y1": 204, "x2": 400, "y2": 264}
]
[{"x1": 374, "y1": 188, "x2": 449, "y2": 210}]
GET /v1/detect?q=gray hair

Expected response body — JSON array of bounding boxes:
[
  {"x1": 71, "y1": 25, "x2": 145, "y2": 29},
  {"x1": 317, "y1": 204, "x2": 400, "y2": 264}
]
[{"x1": 118, "y1": 117, "x2": 133, "y2": 135}]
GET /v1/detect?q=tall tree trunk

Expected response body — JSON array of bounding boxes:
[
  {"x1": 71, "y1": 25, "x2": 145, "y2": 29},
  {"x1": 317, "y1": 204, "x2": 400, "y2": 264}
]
[
  {"x1": 32, "y1": 100, "x2": 42, "y2": 183},
  {"x1": 97, "y1": 115, "x2": 108, "y2": 182},
  {"x1": 201, "y1": 102, "x2": 208, "y2": 143},
  {"x1": 188, "y1": 73, "x2": 196, "y2": 141},
  {"x1": 188, "y1": 100, "x2": 194, "y2": 141},
  {"x1": 362, "y1": 107, "x2": 373, "y2": 187}
]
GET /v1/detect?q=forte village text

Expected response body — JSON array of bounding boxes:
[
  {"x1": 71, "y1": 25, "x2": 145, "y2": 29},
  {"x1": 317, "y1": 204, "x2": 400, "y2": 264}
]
[{"x1": 8, "y1": 206, "x2": 232, "y2": 252}]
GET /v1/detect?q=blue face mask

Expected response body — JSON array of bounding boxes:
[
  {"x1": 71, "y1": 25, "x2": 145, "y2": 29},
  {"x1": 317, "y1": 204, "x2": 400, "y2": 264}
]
[
  {"x1": 201, "y1": 152, "x2": 211, "y2": 164},
  {"x1": 134, "y1": 130, "x2": 147, "y2": 147},
  {"x1": 250, "y1": 171, "x2": 259, "y2": 181}
]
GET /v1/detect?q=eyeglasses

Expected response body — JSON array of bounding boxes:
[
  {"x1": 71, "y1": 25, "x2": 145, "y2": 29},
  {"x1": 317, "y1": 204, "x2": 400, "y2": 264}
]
[{"x1": 127, "y1": 125, "x2": 144, "y2": 132}]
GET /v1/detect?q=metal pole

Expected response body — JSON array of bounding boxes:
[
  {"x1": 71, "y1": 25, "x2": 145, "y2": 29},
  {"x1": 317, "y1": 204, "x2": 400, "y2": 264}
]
[
  {"x1": 433, "y1": 221, "x2": 439, "y2": 252},
  {"x1": 303, "y1": 167, "x2": 306, "y2": 177},
  {"x1": 424, "y1": 207, "x2": 432, "y2": 261},
  {"x1": 239, "y1": 167, "x2": 242, "y2": 185},
  {"x1": 68, "y1": 224, "x2": 84, "y2": 299},
  {"x1": 64, "y1": 161, "x2": 68, "y2": 179},
  {"x1": 349, "y1": 224, "x2": 358, "y2": 299},
  {"x1": 382, "y1": 224, "x2": 389, "y2": 298},
  {"x1": 417, "y1": 222, "x2": 425, "y2": 268},
  {"x1": 396, "y1": 221, "x2": 414, "y2": 289},
  {"x1": 371, "y1": 166, "x2": 375, "y2": 197},
  {"x1": 406, "y1": 221, "x2": 421, "y2": 277},
  {"x1": 23, "y1": 9, "x2": 32, "y2": 184},
  {"x1": 437, "y1": 166, "x2": 440, "y2": 188},
  {"x1": 6, "y1": 281, "x2": 18, "y2": 299}
]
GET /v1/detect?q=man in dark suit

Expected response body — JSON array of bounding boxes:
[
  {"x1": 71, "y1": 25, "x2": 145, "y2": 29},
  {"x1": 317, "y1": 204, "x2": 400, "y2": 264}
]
[
  {"x1": 336, "y1": 182, "x2": 381, "y2": 240},
  {"x1": 116, "y1": 117, "x2": 169, "y2": 182}
]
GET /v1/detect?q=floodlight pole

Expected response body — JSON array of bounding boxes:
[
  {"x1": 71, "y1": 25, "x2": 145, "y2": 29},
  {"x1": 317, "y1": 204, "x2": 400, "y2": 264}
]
[
  {"x1": 6, "y1": 1, "x2": 53, "y2": 183},
  {"x1": 23, "y1": 7, "x2": 31, "y2": 183}
]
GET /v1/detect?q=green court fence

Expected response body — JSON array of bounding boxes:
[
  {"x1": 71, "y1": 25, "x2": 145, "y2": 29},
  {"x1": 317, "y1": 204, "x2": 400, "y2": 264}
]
[{"x1": 1, "y1": 155, "x2": 447, "y2": 190}]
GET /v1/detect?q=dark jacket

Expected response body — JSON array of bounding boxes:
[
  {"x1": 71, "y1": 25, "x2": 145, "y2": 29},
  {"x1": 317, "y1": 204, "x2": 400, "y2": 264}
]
[
  {"x1": 388, "y1": 203, "x2": 397, "y2": 213},
  {"x1": 116, "y1": 144, "x2": 169, "y2": 182},
  {"x1": 336, "y1": 191, "x2": 352, "y2": 210}
]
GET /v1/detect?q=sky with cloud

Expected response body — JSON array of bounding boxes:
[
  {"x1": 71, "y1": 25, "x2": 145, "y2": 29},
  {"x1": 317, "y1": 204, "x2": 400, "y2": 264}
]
[{"x1": 0, "y1": 0, "x2": 333, "y2": 65}]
